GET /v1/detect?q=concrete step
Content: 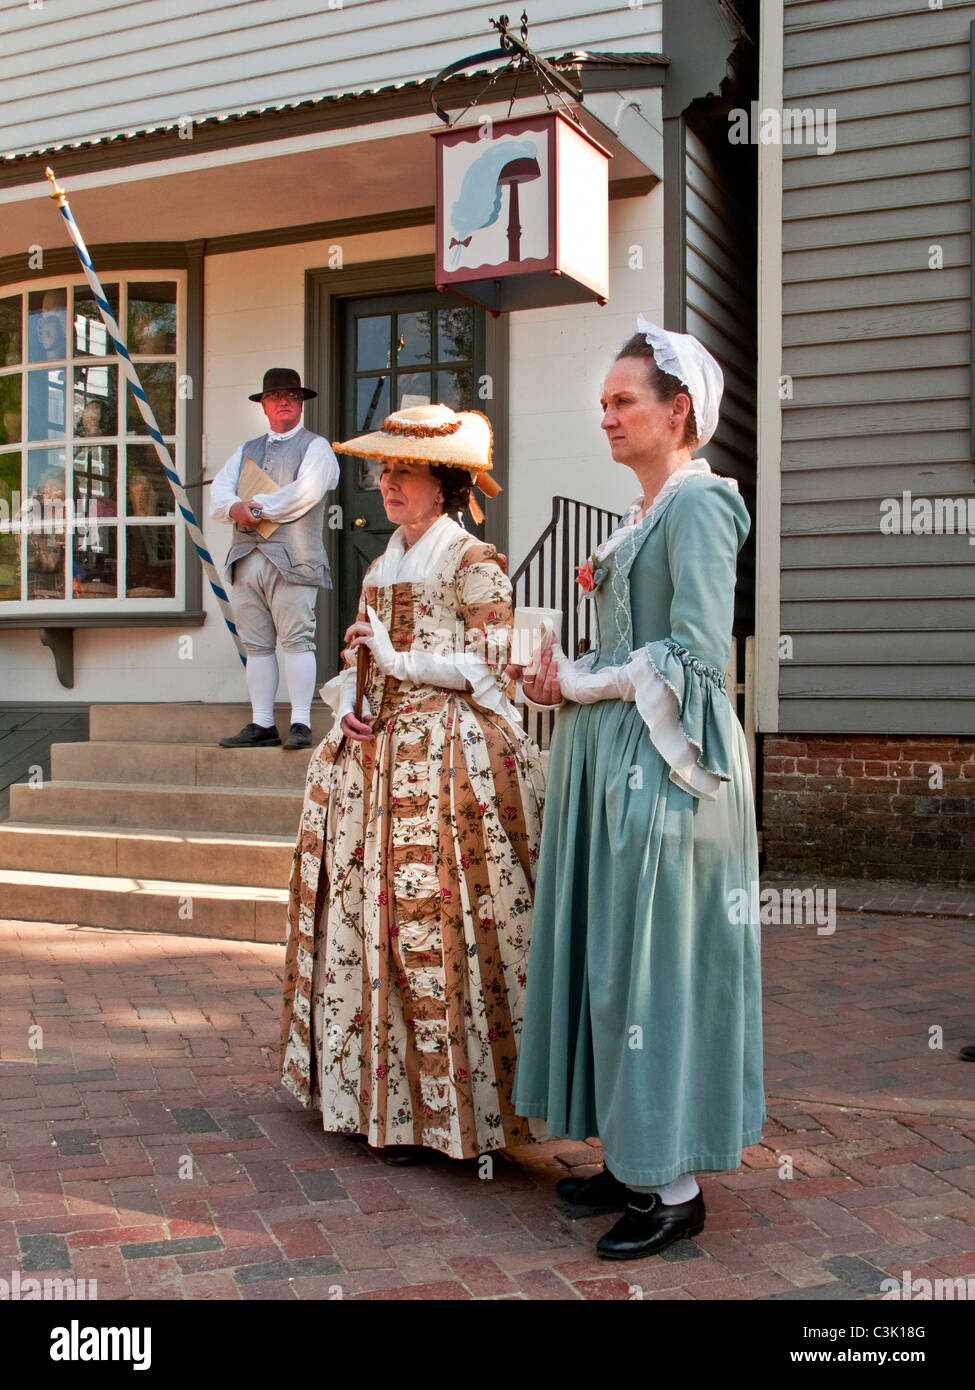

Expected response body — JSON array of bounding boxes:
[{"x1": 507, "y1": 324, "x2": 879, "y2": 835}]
[
  {"x1": 0, "y1": 823, "x2": 294, "y2": 889},
  {"x1": 0, "y1": 868, "x2": 287, "y2": 943},
  {"x1": 50, "y1": 741, "x2": 313, "y2": 790},
  {"x1": 89, "y1": 703, "x2": 334, "y2": 744},
  {"x1": 9, "y1": 780, "x2": 304, "y2": 835}
]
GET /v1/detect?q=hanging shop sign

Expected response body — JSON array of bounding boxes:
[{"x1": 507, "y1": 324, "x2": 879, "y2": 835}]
[{"x1": 434, "y1": 111, "x2": 610, "y2": 314}]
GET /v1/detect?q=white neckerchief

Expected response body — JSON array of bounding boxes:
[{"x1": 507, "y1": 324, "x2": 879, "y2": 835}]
[
  {"x1": 267, "y1": 423, "x2": 304, "y2": 442},
  {"x1": 595, "y1": 458, "x2": 713, "y2": 563},
  {"x1": 366, "y1": 512, "x2": 468, "y2": 587}
]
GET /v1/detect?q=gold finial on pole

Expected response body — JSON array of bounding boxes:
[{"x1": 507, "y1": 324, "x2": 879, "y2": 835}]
[{"x1": 45, "y1": 167, "x2": 67, "y2": 206}]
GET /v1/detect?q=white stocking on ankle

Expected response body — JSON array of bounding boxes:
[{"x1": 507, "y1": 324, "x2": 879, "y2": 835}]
[
  {"x1": 284, "y1": 650, "x2": 317, "y2": 727},
  {"x1": 245, "y1": 653, "x2": 278, "y2": 728},
  {"x1": 628, "y1": 1173, "x2": 700, "y2": 1205}
]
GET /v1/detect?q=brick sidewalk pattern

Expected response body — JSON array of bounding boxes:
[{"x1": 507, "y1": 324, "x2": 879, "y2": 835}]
[{"x1": 1, "y1": 911, "x2": 974, "y2": 1300}]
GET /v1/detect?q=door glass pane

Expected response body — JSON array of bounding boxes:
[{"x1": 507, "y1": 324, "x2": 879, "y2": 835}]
[
  {"x1": 437, "y1": 306, "x2": 474, "y2": 363},
  {"x1": 127, "y1": 363, "x2": 175, "y2": 435},
  {"x1": 74, "y1": 445, "x2": 118, "y2": 514},
  {"x1": 436, "y1": 368, "x2": 475, "y2": 412},
  {"x1": 73, "y1": 520, "x2": 117, "y2": 597},
  {"x1": 126, "y1": 444, "x2": 176, "y2": 516},
  {"x1": 356, "y1": 315, "x2": 390, "y2": 372},
  {"x1": 73, "y1": 283, "x2": 117, "y2": 356},
  {"x1": 0, "y1": 296, "x2": 22, "y2": 366},
  {"x1": 0, "y1": 374, "x2": 22, "y2": 445},
  {"x1": 395, "y1": 311, "x2": 431, "y2": 366},
  {"x1": 126, "y1": 523, "x2": 175, "y2": 596},
  {"x1": 74, "y1": 364, "x2": 118, "y2": 438},
  {"x1": 127, "y1": 282, "x2": 177, "y2": 355},
  {"x1": 27, "y1": 368, "x2": 66, "y2": 440},
  {"x1": 0, "y1": 452, "x2": 20, "y2": 600},
  {"x1": 356, "y1": 374, "x2": 389, "y2": 431},
  {"x1": 397, "y1": 372, "x2": 431, "y2": 408},
  {"x1": 28, "y1": 288, "x2": 67, "y2": 362}
]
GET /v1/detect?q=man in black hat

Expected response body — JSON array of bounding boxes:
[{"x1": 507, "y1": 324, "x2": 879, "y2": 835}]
[{"x1": 209, "y1": 368, "x2": 338, "y2": 750}]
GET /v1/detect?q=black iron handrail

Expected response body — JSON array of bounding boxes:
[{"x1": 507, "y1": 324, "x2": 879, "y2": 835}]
[{"x1": 510, "y1": 494, "x2": 622, "y2": 747}]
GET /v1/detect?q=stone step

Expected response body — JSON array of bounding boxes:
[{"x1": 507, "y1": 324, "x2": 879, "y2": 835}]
[
  {"x1": 0, "y1": 868, "x2": 287, "y2": 942},
  {"x1": 0, "y1": 823, "x2": 294, "y2": 889},
  {"x1": 9, "y1": 780, "x2": 304, "y2": 835},
  {"x1": 50, "y1": 740, "x2": 314, "y2": 790},
  {"x1": 88, "y1": 702, "x2": 334, "y2": 744}
]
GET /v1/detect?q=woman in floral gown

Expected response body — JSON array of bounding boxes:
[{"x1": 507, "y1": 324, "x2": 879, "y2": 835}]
[{"x1": 280, "y1": 405, "x2": 544, "y2": 1162}]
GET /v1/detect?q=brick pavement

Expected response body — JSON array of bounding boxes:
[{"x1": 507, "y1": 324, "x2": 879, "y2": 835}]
[{"x1": 1, "y1": 909, "x2": 974, "y2": 1301}]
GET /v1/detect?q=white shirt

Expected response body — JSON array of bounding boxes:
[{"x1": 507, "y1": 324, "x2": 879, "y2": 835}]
[{"x1": 208, "y1": 423, "x2": 339, "y2": 524}]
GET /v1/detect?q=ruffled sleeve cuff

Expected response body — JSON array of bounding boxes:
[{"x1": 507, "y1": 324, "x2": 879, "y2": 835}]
[
  {"x1": 456, "y1": 654, "x2": 522, "y2": 723},
  {"x1": 318, "y1": 666, "x2": 359, "y2": 726},
  {"x1": 629, "y1": 636, "x2": 734, "y2": 800}
]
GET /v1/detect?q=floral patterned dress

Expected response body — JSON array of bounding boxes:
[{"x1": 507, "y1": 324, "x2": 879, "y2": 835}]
[{"x1": 280, "y1": 516, "x2": 545, "y2": 1158}]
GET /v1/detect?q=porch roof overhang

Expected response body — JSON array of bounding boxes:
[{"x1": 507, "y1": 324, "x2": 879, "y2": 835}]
[{"x1": 0, "y1": 54, "x2": 667, "y2": 266}]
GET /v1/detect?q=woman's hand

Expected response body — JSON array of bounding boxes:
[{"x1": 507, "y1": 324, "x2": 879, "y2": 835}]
[
  {"x1": 508, "y1": 646, "x2": 562, "y2": 706},
  {"x1": 340, "y1": 710, "x2": 375, "y2": 742},
  {"x1": 343, "y1": 619, "x2": 374, "y2": 650}
]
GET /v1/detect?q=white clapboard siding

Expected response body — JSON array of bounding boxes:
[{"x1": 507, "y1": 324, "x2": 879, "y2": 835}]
[
  {"x1": 779, "y1": 0, "x2": 975, "y2": 734},
  {"x1": 0, "y1": 0, "x2": 662, "y2": 155}
]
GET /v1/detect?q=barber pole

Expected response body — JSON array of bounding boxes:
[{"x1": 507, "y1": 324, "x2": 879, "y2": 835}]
[{"x1": 44, "y1": 167, "x2": 246, "y2": 664}]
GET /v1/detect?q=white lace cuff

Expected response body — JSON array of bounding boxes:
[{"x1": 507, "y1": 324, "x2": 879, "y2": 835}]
[
  {"x1": 628, "y1": 649, "x2": 721, "y2": 800},
  {"x1": 319, "y1": 667, "x2": 368, "y2": 727}
]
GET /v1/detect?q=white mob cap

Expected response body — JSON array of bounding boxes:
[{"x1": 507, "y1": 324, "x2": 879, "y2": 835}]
[{"x1": 635, "y1": 314, "x2": 724, "y2": 447}]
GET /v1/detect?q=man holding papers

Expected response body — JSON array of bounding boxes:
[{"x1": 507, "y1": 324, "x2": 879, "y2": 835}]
[{"x1": 209, "y1": 368, "x2": 339, "y2": 750}]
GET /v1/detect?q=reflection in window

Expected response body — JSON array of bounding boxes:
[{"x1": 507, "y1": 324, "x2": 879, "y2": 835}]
[
  {"x1": 73, "y1": 284, "x2": 117, "y2": 357},
  {"x1": 126, "y1": 524, "x2": 175, "y2": 597},
  {"x1": 0, "y1": 374, "x2": 22, "y2": 445},
  {"x1": 28, "y1": 288, "x2": 67, "y2": 363},
  {"x1": 0, "y1": 296, "x2": 22, "y2": 367},
  {"x1": 127, "y1": 282, "x2": 176, "y2": 355},
  {"x1": 127, "y1": 362, "x2": 175, "y2": 435}
]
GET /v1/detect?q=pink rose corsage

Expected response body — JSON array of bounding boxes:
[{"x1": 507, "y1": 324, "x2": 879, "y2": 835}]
[{"x1": 575, "y1": 553, "x2": 606, "y2": 594}]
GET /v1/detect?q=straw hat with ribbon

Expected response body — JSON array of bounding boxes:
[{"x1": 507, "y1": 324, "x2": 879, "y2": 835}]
[{"x1": 333, "y1": 404, "x2": 500, "y2": 523}]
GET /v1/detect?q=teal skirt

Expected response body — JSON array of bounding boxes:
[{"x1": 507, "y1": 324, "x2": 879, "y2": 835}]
[{"x1": 512, "y1": 698, "x2": 766, "y2": 1186}]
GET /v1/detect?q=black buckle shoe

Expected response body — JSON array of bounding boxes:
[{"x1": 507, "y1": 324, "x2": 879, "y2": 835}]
[
  {"x1": 283, "y1": 723, "x2": 312, "y2": 750},
  {"x1": 368, "y1": 1144, "x2": 426, "y2": 1166},
  {"x1": 555, "y1": 1166, "x2": 629, "y2": 1209},
  {"x1": 596, "y1": 1191, "x2": 706, "y2": 1260},
  {"x1": 218, "y1": 722, "x2": 281, "y2": 748}
]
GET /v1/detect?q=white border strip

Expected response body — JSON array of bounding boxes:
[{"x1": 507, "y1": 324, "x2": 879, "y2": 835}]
[{"x1": 755, "y1": 0, "x2": 784, "y2": 734}]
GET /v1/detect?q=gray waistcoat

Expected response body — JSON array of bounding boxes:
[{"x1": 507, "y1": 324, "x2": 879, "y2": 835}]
[{"x1": 225, "y1": 427, "x2": 331, "y2": 589}]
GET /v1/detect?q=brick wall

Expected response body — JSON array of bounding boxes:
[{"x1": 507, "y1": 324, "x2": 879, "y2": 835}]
[{"x1": 762, "y1": 736, "x2": 975, "y2": 885}]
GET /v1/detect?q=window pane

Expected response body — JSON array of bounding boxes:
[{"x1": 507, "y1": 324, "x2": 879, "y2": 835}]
[
  {"x1": 74, "y1": 364, "x2": 118, "y2": 438},
  {"x1": 126, "y1": 523, "x2": 175, "y2": 597},
  {"x1": 0, "y1": 295, "x2": 22, "y2": 367},
  {"x1": 28, "y1": 288, "x2": 67, "y2": 362},
  {"x1": 126, "y1": 444, "x2": 175, "y2": 517},
  {"x1": 395, "y1": 311, "x2": 431, "y2": 366},
  {"x1": 127, "y1": 363, "x2": 175, "y2": 435},
  {"x1": 356, "y1": 315, "x2": 390, "y2": 372},
  {"x1": 356, "y1": 374, "x2": 388, "y2": 431},
  {"x1": 74, "y1": 445, "x2": 118, "y2": 514},
  {"x1": 357, "y1": 457, "x2": 382, "y2": 491},
  {"x1": 397, "y1": 373, "x2": 431, "y2": 407},
  {"x1": 436, "y1": 368, "x2": 475, "y2": 411},
  {"x1": 0, "y1": 530, "x2": 18, "y2": 601},
  {"x1": 25, "y1": 450, "x2": 66, "y2": 598},
  {"x1": 0, "y1": 374, "x2": 22, "y2": 445},
  {"x1": 73, "y1": 283, "x2": 117, "y2": 357},
  {"x1": 73, "y1": 520, "x2": 117, "y2": 598},
  {"x1": 27, "y1": 369, "x2": 67, "y2": 441},
  {"x1": 437, "y1": 306, "x2": 474, "y2": 363},
  {"x1": 0, "y1": 451, "x2": 21, "y2": 600},
  {"x1": 127, "y1": 282, "x2": 176, "y2": 355}
]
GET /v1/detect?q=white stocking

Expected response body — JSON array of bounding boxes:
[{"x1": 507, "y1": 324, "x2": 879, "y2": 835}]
[
  {"x1": 245, "y1": 652, "x2": 278, "y2": 728},
  {"x1": 284, "y1": 650, "x2": 317, "y2": 726}
]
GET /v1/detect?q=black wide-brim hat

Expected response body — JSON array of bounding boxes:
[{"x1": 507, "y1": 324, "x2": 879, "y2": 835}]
[{"x1": 248, "y1": 367, "x2": 317, "y2": 402}]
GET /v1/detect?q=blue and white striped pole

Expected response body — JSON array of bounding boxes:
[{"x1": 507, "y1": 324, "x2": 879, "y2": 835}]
[{"x1": 45, "y1": 167, "x2": 246, "y2": 665}]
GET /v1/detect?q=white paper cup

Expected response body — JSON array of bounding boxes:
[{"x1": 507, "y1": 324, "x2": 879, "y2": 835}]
[{"x1": 512, "y1": 606, "x2": 562, "y2": 665}]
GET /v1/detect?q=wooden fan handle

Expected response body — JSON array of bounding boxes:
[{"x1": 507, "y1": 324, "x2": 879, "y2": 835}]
[{"x1": 354, "y1": 645, "x2": 370, "y2": 721}]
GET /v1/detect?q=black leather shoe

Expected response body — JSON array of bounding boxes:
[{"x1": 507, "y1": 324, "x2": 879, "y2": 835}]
[
  {"x1": 555, "y1": 1167, "x2": 629, "y2": 1209},
  {"x1": 283, "y1": 723, "x2": 312, "y2": 749},
  {"x1": 596, "y1": 1191, "x2": 706, "y2": 1260},
  {"x1": 219, "y1": 722, "x2": 281, "y2": 748},
  {"x1": 959, "y1": 1044, "x2": 975, "y2": 1062}
]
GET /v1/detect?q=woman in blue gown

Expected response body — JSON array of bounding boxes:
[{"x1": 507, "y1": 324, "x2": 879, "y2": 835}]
[{"x1": 510, "y1": 318, "x2": 765, "y2": 1261}]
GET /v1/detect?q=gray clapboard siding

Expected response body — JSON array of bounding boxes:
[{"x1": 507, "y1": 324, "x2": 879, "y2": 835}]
[
  {"x1": 777, "y1": 701, "x2": 970, "y2": 734},
  {"x1": 782, "y1": 460, "x2": 974, "y2": 503},
  {"x1": 783, "y1": 334, "x2": 966, "y2": 376},
  {"x1": 0, "y1": 0, "x2": 663, "y2": 154},
  {"x1": 779, "y1": 669, "x2": 975, "y2": 700},
  {"x1": 786, "y1": 204, "x2": 969, "y2": 252},
  {"x1": 781, "y1": 632, "x2": 974, "y2": 662},
  {"x1": 782, "y1": 566, "x2": 975, "y2": 601},
  {"x1": 784, "y1": 431, "x2": 969, "y2": 468},
  {"x1": 785, "y1": 171, "x2": 966, "y2": 220},
  {"x1": 784, "y1": 236, "x2": 966, "y2": 283}
]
